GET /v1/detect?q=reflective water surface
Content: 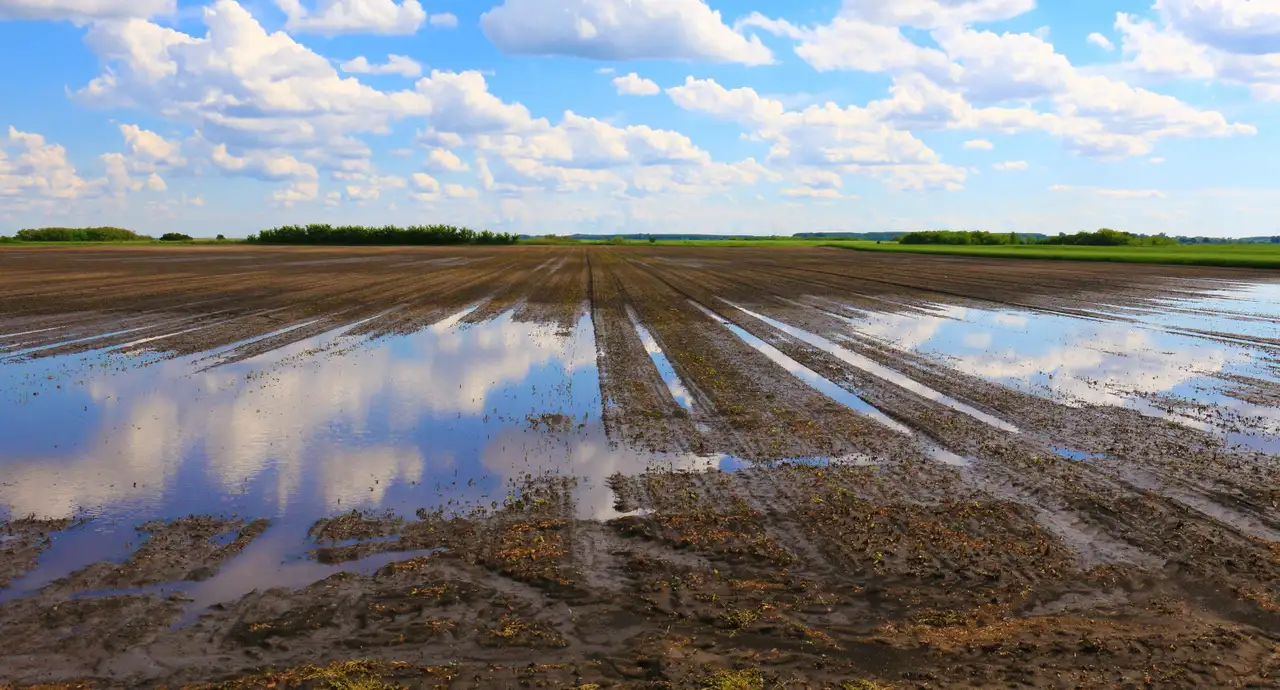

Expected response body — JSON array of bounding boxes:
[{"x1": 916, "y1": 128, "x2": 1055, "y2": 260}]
[
  {"x1": 2, "y1": 281, "x2": 1278, "y2": 607},
  {"x1": 843, "y1": 282, "x2": 1280, "y2": 451}
]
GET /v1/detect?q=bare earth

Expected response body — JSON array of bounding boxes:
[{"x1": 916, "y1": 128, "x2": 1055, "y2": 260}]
[{"x1": 0, "y1": 245, "x2": 1278, "y2": 689}]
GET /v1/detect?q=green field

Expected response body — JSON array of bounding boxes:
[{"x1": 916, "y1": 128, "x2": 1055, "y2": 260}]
[
  {"x1": 525, "y1": 237, "x2": 1280, "y2": 268},
  {"x1": 823, "y1": 241, "x2": 1280, "y2": 269}
]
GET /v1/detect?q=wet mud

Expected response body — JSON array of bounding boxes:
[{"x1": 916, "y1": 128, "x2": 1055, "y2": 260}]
[{"x1": 1, "y1": 245, "x2": 1278, "y2": 688}]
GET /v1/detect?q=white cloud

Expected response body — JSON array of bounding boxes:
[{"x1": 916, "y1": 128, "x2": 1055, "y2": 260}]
[
  {"x1": 738, "y1": 14, "x2": 958, "y2": 79},
  {"x1": 1051, "y1": 184, "x2": 1165, "y2": 199},
  {"x1": 443, "y1": 183, "x2": 479, "y2": 199},
  {"x1": 934, "y1": 27, "x2": 1075, "y2": 102},
  {"x1": 1114, "y1": 7, "x2": 1280, "y2": 100},
  {"x1": 275, "y1": 0, "x2": 427, "y2": 35},
  {"x1": 781, "y1": 186, "x2": 846, "y2": 199},
  {"x1": 211, "y1": 145, "x2": 318, "y2": 181},
  {"x1": 411, "y1": 171, "x2": 440, "y2": 192},
  {"x1": 667, "y1": 76, "x2": 965, "y2": 191},
  {"x1": 119, "y1": 124, "x2": 185, "y2": 168},
  {"x1": 271, "y1": 180, "x2": 319, "y2": 205},
  {"x1": 1115, "y1": 13, "x2": 1216, "y2": 79},
  {"x1": 0, "y1": 0, "x2": 172, "y2": 21},
  {"x1": 1148, "y1": 156, "x2": 1165, "y2": 164},
  {"x1": 428, "y1": 11, "x2": 456, "y2": 28},
  {"x1": 992, "y1": 160, "x2": 1027, "y2": 171},
  {"x1": 1, "y1": 126, "x2": 100, "y2": 206},
  {"x1": 480, "y1": 0, "x2": 773, "y2": 65},
  {"x1": 77, "y1": 0, "x2": 434, "y2": 153},
  {"x1": 340, "y1": 54, "x2": 422, "y2": 78},
  {"x1": 836, "y1": 0, "x2": 1036, "y2": 29},
  {"x1": 1155, "y1": 0, "x2": 1280, "y2": 56},
  {"x1": 963, "y1": 138, "x2": 994, "y2": 150},
  {"x1": 1087, "y1": 32, "x2": 1115, "y2": 51},
  {"x1": 613, "y1": 72, "x2": 660, "y2": 96},
  {"x1": 425, "y1": 148, "x2": 470, "y2": 172}
]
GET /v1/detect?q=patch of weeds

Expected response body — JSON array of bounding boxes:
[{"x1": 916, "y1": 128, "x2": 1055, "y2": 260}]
[
  {"x1": 841, "y1": 681, "x2": 894, "y2": 690},
  {"x1": 481, "y1": 614, "x2": 567, "y2": 648},
  {"x1": 717, "y1": 606, "x2": 764, "y2": 633},
  {"x1": 700, "y1": 668, "x2": 764, "y2": 690},
  {"x1": 914, "y1": 609, "x2": 968, "y2": 628},
  {"x1": 196, "y1": 659, "x2": 456, "y2": 689}
]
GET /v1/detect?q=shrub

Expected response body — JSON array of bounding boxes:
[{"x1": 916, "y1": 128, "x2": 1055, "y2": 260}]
[
  {"x1": 216, "y1": 234, "x2": 226, "y2": 241},
  {"x1": 159, "y1": 232, "x2": 194, "y2": 241},
  {"x1": 899, "y1": 230, "x2": 1016, "y2": 245},
  {"x1": 15, "y1": 226, "x2": 145, "y2": 242},
  {"x1": 1041, "y1": 229, "x2": 1178, "y2": 246}
]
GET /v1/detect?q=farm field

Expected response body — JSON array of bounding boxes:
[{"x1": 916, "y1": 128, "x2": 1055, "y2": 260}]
[
  {"x1": 0, "y1": 244, "x2": 1278, "y2": 688},
  {"x1": 826, "y1": 240, "x2": 1280, "y2": 269}
]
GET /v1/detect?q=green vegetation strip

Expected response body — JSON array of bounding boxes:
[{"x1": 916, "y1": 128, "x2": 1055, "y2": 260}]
[
  {"x1": 825, "y1": 241, "x2": 1280, "y2": 269},
  {"x1": 249, "y1": 224, "x2": 518, "y2": 245}
]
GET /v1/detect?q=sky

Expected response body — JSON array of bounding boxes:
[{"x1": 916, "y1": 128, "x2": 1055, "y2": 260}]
[{"x1": 0, "y1": 0, "x2": 1277, "y2": 238}]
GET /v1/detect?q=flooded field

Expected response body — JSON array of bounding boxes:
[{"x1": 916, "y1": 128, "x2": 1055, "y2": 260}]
[{"x1": 1, "y1": 245, "x2": 1278, "y2": 688}]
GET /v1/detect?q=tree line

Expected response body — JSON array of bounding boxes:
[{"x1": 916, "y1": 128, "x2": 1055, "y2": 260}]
[
  {"x1": 247, "y1": 224, "x2": 519, "y2": 245},
  {"x1": 898, "y1": 229, "x2": 1179, "y2": 247}
]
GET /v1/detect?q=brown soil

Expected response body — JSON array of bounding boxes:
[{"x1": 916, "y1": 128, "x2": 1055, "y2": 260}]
[{"x1": 1, "y1": 245, "x2": 1278, "y2": 688}]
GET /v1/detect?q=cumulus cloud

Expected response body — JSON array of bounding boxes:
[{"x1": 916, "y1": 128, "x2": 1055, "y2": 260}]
[
  {"x1": 211, "y1": 144, "x2": 318, "y2": 181},
  {"x1": 613, "y1": 72, "x2": 660, "y2": 96},
  {"x1": 738, "y1": 13, "x2": 959, "y2": 79},
  {"x1": 275, "y1": 0, "x2": 429, "y2": 35},
  {"x1": 0, "y1": 0, "x2": 172, "y2": 21},
  {"x1": 119, "y1": 124, "x2": 184, "y2": 169},
  {"x1": 1087, "y1": 32, "x2": 1115, "y2": 51},
  {"x1": 1, "y1": 126, "x2": 100, "y2": 206},
  {"x1": 1154, "y1": 0, "x2": 1280, "y2": 56},
  {"x1": 963, "y1": 138, "x2": 994, "y2": 149},
  {"x1": 836, "y1": 0, "x2": 1036, "y2": 29},
  {"x1": 480, "y1": 0, "x2": 773, "y2": 65},
  {"x1": 340, "y1": 54, "x2": 423, "y2": 77},
  {"x1": 443, "y1": 183, "x2": 478, "y2": 199},
  {"x1": 428, "y1": 12, "x2": 455, "y2": 28},
  {"x1": 425, "y1": 148, "x2": 470, "y2": 172},
  {"x1": 1115, "y1": 5, "x2": 1280, "y2": 100},
  {"x1": 77, "y1": 0, "x2": 434, "y2": 153},
  {"x1": 992, "y1": 160, "x2": 1027, "y2": 171},
  {"x1": 668, "y1": 76, "x2": 964, "y2": 191}
]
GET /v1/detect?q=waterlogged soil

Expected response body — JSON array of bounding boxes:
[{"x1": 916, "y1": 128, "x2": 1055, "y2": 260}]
[{"x1": 0, "y1": 245, "x2": 1278, "y2": 688}]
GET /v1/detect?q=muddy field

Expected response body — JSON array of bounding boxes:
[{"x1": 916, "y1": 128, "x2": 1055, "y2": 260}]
[{"x1": 0, "y1": 245, "x2": 1278, "y2": 688}]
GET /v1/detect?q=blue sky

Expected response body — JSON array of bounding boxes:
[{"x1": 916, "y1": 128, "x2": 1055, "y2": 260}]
[{"x1": 0, "y1": 0, "x2": 1277, "y2": 238}]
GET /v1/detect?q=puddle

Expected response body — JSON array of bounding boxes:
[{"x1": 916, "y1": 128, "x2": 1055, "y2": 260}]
[
  {"x1": 845, "y1": 283, "x2": 1280, "y2": 450},
  {"x1": 691, "y1": 302, "x2": 971, "y2": 467},
  {"x1": 727, "y1": 302, "x2": 1019, "y2": 433},
  {"x1": 1051, "y1": 446, "x2": 1105, "y2": 462},
  {"x1": 0, "y1": 305, "x2": 729, "y2": 608},
  {"x1": 626, "y1": 305, "x2": 693, "y2": 411}
]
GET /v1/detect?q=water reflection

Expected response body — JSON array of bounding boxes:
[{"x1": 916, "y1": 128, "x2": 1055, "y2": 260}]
[
  {"x1": 845, "y1": 282, "x2": 1280, "y2": 446},
  {"x1": 1, "y1": 305, "x2": 749, "y2": 605},
  {"x1": 0, "y1": 310, "x2": 610, "y2": 526}
]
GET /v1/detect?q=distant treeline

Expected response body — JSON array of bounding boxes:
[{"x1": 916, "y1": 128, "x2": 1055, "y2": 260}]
[
  {"x1": 899, "y1": 229, "x2": 1178, "y2": 247},
  {"x1": 1178, "y1": 235, "x2": 1280, "y2": 244},
  {"x1": 249, "y1": 224, "x2": 519, "y2": 245},
  {"x1": 13, "y1": 227, "x2": 147, "y2": 242}
]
